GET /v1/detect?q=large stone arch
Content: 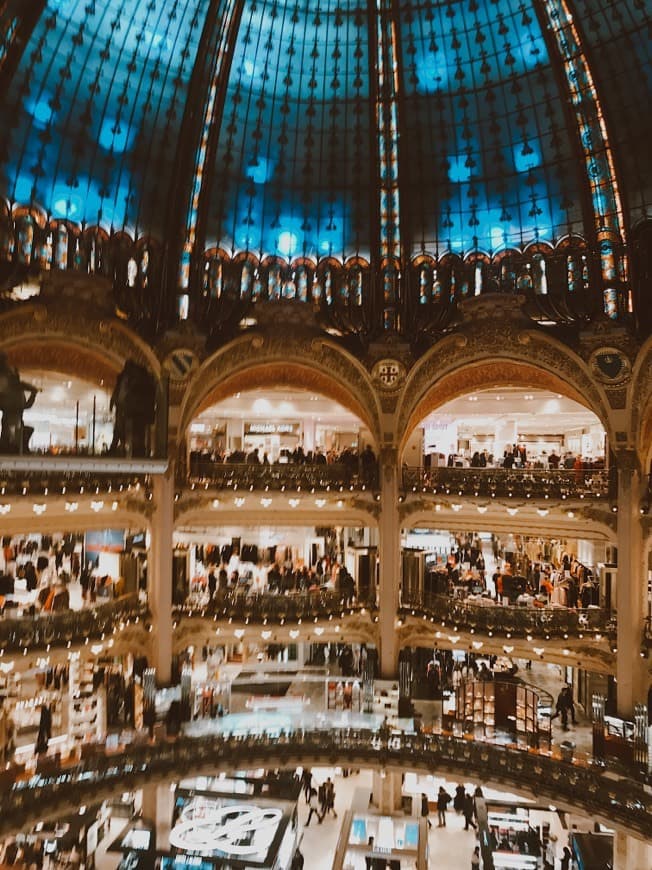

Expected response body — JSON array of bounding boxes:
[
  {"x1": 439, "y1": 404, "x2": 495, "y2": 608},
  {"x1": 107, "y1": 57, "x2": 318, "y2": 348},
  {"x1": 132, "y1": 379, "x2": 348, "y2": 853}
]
[
  {"x1": 631, "y1": 337, "x2": 652, "y2": 471},
  {"x1": 178, "y1": 334, "x2": 382, "y2": 448},
  {"x1": 0, "y1": 304, "x2": 161, "y2": 386},
  {"x1": 396, "y1": 329, "x2": 613, "y2": 456}
]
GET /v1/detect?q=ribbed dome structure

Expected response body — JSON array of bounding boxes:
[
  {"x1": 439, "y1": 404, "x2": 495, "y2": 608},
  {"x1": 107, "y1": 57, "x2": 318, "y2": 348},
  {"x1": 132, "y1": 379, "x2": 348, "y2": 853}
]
[{"x1": 0, "y1": 0, "x2": 650, "y2": 332}]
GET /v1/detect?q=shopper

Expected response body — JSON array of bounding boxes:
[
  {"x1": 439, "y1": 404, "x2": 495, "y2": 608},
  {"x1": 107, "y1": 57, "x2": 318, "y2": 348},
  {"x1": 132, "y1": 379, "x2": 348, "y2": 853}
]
[
  {"x1": 301, "y1": 768, "x2": 312, "y2": 802},
  {"x1": 562, "y1": 686, "x2": 576, "y2": 724},
  {"x1": 463, "y1": 792, "x2": 477, "y2": 830},
  {"x1": 421, "y1": 792, "x2": 432, "y2": 829},
  {"x1": 454, "y1": 783, "x2": 466, "y2": 813},
  {"x1": 551, "y1": 688, "x2": 570, "y2": 729},
  {"x1": 323, "y1": 777, "x2": 337, "y2": 818},
  {"x1": 560, "y1": 845, "x2": 572, "y2": 870},
  {"x1": 436, "y1": 786, "x2": 451, "y2": 827},
  {"x1": 305, "y1": 788, "x2": 322, "y2": 826},
  {"x1": 471, "y1": 845, "x2": 481, "y2": 869}
]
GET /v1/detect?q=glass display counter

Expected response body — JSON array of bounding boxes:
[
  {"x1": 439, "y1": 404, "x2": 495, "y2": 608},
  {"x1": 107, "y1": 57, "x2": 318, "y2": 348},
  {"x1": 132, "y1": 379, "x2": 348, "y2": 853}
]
[{"x1": 334, "y1": 811, "x2": 427, "y2": 870}]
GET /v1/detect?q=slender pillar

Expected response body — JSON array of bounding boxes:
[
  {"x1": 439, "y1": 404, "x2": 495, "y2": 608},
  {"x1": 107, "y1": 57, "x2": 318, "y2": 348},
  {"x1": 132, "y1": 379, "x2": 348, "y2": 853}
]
[
  {"x1": 615, "y1": 451, "x2": 646, "y2": 717},
  {"x1": 371, "y1": 770, "x2": 403, "y2": 814},
  {"x1": 378, "y1": 448, "x2": 400, "y2": 678},
  {"x1": 149, "y1": 466, "x2": 175, "y2": 685},
  {"x1": 613, "y1": 831, "x2": 652, "y2": 870}
]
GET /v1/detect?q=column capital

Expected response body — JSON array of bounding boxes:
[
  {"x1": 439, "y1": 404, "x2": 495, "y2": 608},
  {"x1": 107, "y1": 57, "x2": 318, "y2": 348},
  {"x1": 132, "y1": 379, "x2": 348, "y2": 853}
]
[{"x1": 614, "y1": 448, "x2": 641, "y2": 476}]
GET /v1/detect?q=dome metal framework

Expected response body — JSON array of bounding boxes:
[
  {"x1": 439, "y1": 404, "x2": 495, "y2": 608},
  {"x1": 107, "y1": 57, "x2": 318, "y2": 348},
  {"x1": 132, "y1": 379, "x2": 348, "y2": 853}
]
[{"x1": 0, "y1": 0, "x2": 649, "y2": 335}]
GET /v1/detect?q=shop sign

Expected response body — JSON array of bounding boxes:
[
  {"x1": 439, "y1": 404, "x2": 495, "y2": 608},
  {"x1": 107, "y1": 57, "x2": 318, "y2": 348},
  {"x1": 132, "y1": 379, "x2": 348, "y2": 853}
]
[{"x1": 244, "y1": 421, "x2": 301, "y2": 435}]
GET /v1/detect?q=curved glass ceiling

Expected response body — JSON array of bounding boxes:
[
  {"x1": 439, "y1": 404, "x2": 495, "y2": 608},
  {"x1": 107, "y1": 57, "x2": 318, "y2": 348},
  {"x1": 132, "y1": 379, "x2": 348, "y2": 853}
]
[
  {"x1": 1, "y1": 0, "x2": 210, "y2": 234},
  {"x1": 0, "y1": 0, "x2": 650, "y2": 262}
]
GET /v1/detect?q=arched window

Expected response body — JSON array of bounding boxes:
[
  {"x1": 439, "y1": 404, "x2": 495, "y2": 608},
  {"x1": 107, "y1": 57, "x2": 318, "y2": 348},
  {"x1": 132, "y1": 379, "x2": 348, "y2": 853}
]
[
  {"x1": 240, "y1": 261, "x2": 253, "y2": 298},
  {"x1": 382, "y1": 265, "x2": 397, "y2": 330},
  {"x1": 204, "y1": 256, "x2": 223, "y2": 298},
  {"x1": 349, "y1": 267, "x2": 363, "y2": 305},
  {"x1": 474, "y1": 263, "x2": 483, "y2": 296},
  {"x1": 55, "y1": 224, "x2": 68, "y2": 270},
  {"x1": 532, "y1": 254, "x2": 547, "y2": 295},
  {"x1": 418, "y1": 265, "x2": 431, "y2": 304},
  {"x1": 296, "y1": 266, "x2": 309, "y2": 302},
  {"x1": 16, "y1": 214, "x2": 34, "y2": 265},
  {"x1": 268, "y1": 263, "x2": 282, "y2": 300}
]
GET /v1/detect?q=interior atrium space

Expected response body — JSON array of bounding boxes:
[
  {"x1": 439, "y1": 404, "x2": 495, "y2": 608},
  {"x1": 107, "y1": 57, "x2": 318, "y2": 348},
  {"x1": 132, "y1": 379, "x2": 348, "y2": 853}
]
[{"x1": 0, "y1": 0, "x2": 651, "y2": 868}]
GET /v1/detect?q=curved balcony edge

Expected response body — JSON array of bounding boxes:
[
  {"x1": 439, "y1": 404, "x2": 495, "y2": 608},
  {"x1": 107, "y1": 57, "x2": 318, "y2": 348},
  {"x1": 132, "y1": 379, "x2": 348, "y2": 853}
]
[
  {"x1": 174, "y1": 591, "x2": 377, "y2": 625},
  {"x1": 2, "y1": 729, "x2": 651, "y2": 840},
  {"x1": 400, "y1": 593, "x2": 616, "y2": 641},
  {"x1": 0, "y1": 594, "x2": 149, "y2": 652},
  {"x1": 402, "y1": 466, "x2": 612, "y2": 501}
]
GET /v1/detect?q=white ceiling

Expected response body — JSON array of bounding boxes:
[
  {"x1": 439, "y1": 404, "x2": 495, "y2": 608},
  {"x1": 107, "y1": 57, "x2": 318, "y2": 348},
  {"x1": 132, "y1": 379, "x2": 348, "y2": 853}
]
[{"x1": 19, "y1": 374, "x2": 602, "y2": 438}]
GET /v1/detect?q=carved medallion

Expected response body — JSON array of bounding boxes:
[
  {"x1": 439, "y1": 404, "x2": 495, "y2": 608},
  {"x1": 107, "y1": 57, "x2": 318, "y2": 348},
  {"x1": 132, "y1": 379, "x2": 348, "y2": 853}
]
[
  {"x1": 163, "y1": 348, "x2": 199, "y2": 382},
  {"x1": 372, "y1": 358, "x2": 406, "y2": 390},
  {"x1": 589, "y1": 348, "x2": 631, "y2": 385}
]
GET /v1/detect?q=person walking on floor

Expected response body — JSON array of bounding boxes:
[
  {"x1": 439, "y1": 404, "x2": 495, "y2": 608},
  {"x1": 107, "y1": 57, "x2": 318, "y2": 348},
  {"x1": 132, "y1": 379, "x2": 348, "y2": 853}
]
[
  {"x1": 421, "y1": 793, "x2": 432, "y2": 829},
  {"x1": 322, "y1": 777, "x2": 337, "y2": 818},
  {"x1": 471, "y1": 845, "x2": 481, "y2": 869},
  {"x1": 305, "y1": 788, "x2": 322, "y2": 826},
  {"x1": 436, "y1": 786, "x2": 451, "y2": 827},
  {"x1": 463, "y1": 792, "x2": 477, "y2": 830}
]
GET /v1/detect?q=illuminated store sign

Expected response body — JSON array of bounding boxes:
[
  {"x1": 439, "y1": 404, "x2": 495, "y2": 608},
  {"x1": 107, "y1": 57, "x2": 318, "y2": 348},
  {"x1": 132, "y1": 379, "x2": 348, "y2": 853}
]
[
  {"x1": 244, "y1": 422, "x2": 301, "y2": 436},
  {"x1": 169, "y1": 800, "x2": 283, "y2": 857}
]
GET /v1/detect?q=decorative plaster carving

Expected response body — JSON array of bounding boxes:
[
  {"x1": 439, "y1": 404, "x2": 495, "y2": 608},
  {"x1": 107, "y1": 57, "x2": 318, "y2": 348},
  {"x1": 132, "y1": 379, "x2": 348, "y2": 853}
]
[
  {"x1": 397, "y1": 323, "x2": 611, "y2": 447},
  {"x1": 179, "y1": 333, "x2": 382, "y2": 444}
]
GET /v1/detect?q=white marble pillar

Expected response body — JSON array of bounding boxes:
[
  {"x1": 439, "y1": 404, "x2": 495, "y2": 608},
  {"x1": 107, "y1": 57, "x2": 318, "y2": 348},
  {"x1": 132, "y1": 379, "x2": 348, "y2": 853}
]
[
  {"x1": 613, "y1": 830, "x2": 652, "y2": 870},
  {"x1": 149, "y1": 467, "x2": 175, "y2": 685},
  {"x1": 378, "y1": 449, "x2": 400, "y2": 679},
  {"x1": 371, "y1": 770, "x2": 404, "y2": 814},
  {"x1": 615, "y1": 451, "x2": 646, "y2": 717}
]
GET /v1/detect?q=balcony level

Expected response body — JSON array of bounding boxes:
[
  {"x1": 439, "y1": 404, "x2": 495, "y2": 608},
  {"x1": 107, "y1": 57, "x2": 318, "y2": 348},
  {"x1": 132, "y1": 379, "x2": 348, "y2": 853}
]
[
  {"x1": 1, "y1": 727, "x2": 651, "y2": 840},
  {"x1": 402, "y1": 466, "x2": 612, "y2": 502}
]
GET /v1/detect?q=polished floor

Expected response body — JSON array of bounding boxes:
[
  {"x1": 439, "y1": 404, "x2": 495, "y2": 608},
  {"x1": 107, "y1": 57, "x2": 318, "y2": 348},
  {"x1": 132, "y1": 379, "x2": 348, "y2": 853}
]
[{"x1": 94, "y1": 764, "x2": 574, "y2": 868}]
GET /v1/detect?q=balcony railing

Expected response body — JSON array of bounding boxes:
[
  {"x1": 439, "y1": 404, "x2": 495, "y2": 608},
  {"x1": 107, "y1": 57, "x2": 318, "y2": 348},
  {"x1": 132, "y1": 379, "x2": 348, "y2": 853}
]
[
  {"x1": 0, "y1": 469, "x2": 154, "y2": 496},
  {"x1": 0, "y1": 594, "x2": 148, "y2": 651},
  {"x1": 175, "y1": 590, "x2": 375, "y2": 624},
  {"x1": 186, "y1": 460, "x2": 378, "y2": 492},
  {"x1": 1, "y1": 726, "x2": 650, "y2": 838},
  {"x1": 402, "y1": 466, "x2": 611, "y2": 500},
  {"x1": 400, "y1": 591, "x2": 616, "y2": 639}
]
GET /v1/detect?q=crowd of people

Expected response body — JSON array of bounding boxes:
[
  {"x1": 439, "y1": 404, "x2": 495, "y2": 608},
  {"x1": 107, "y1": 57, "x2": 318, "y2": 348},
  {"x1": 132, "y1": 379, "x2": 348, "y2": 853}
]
[
  {"x1": 188, "y1": 551, "x2": 358, "y2": 605},
  {"x1": 425, "y1": 532, "x2": 599, "y2": 612},
  {"x1": 188, "y1": 443, "x2": 379, "y2": 486},
  {"x1": 435, "y1": 443, "x2": 605, "y2": 472}
]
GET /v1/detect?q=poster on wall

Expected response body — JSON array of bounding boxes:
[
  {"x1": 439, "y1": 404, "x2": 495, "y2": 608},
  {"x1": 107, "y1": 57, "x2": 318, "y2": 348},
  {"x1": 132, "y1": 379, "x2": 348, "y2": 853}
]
[{"x1": 84, "y1": 529, "x2": 125, "y2": 554}]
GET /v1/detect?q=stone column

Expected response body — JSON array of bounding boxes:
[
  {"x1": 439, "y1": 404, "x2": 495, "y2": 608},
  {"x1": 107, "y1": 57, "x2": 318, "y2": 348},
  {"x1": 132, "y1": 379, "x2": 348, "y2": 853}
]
[
  {"x1": 140, "y1": 783, "x2": 174, "y2": 850},
  {"x1": 149, "y1": 466, "x2": 175, "y2": 685},
  {"x1": 613, "y1": 831, "x2": 652, "y2": 870},
  {"x1": 615, "y1": 451, "x2": 646, "y2": 717},
  {"x1": 371, "y1": 770, "x2": 404, "y2": 814},
  {"x1": 378, "y1": 448, "x2": 400, "y2": 679}
]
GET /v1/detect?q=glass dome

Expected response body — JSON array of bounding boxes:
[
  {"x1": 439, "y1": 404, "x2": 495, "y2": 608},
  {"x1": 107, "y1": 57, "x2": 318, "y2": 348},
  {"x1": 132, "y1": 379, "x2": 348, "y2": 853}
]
[{"x1": 0, "y1": 0, "x2": 649, "y2": 326}]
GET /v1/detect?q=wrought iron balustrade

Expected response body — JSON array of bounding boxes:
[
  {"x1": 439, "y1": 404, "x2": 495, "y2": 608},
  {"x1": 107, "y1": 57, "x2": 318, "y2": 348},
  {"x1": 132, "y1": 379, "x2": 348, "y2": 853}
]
[
  {"x1": 400, "y1": 591, "x2": 616, "y2": 639},
  {"x1": 186, "y1": 460, "x2": 378, "y2": 492},
  {"x1": 0, "y1": 594, "x2": 148, "y2": 651},
  {"x1": 175, "y1": 589, "x2": 375, "y2": 624},
  {"x1": 1, "y1": 726, "x2": 650, "y2": 838},
  {"x1": 0, "y1": 468, "x2": 153, "y2": 496},
  {"x1": 402, "y1": 466, "x2": 611, "y2": 500}
]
